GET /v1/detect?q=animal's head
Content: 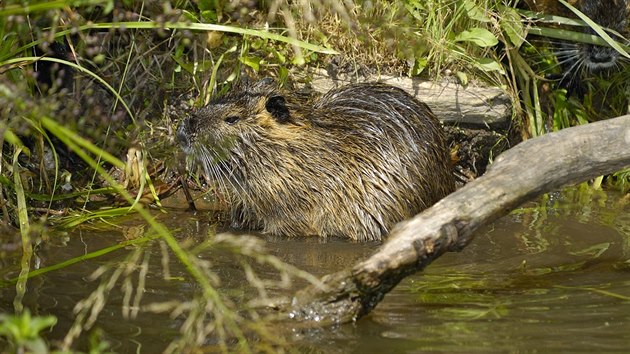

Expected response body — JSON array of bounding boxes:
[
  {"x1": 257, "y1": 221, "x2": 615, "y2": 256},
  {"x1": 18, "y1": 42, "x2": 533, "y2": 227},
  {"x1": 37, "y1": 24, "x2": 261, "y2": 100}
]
[
  {"x1": 176, "y1": 78, "x2": 296, "y2": 175},
  {"x1": 576, "y1": 0, "x2": 629, "y2": 72},
  {"x1": 549, "y1": 0, "x2": 630, "y2": 92}
]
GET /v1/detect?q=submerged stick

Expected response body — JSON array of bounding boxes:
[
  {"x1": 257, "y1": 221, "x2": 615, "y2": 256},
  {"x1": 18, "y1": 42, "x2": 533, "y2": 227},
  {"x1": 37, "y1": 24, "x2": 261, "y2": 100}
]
[{"x1": 284, "y1": 114, "x2": 630, "y2": 325}]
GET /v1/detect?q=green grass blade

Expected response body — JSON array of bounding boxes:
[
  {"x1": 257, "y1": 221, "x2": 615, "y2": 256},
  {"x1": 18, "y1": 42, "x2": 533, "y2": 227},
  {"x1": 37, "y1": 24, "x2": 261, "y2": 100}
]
[
  {"x1": 0, "y1": 233, "x2": 157, "y2": 288},
  {"x1": 0, "y1": 21, "x2": 336, "y2": 63},
  {"x1": 12, "y1": 148, "x2": 32, "y2": 313},
  {"x1": 0, "y1": 124, "x2": 30, "y2": 156},
  {"x1": 40, "y1": 117, "x2": 125, "y2": 169},
  {"x1": 58, "y1": 207, "x2": 137, "y2": 228},
  {"x1": 517, "y1": 8, "x2": 584, "y2": 27},
  {"x1": 12, "y1": 148, "x2": 30, "y2": 252},
  {"x1": 528, "y1": 27, "x2": 630, "y2": 53},
  {"x1": 0, "y1": 0, "x2": 109, "y2": 16},
  {"x1": 85, "y1": 22, "x2": 338, "y2": 55}
]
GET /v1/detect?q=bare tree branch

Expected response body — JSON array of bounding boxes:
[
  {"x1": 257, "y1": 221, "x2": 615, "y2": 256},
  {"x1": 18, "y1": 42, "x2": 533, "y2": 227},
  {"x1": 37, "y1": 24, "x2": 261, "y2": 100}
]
[{"x1": 283, "y1": 115, "x2": 630, "y2": 325}]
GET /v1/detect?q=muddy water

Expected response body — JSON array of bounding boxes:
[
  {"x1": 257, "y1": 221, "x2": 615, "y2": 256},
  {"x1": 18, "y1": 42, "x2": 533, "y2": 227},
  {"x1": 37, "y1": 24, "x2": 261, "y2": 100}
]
[{"x1": 1, "y1": 187, "x2": 629, "y2": 352}]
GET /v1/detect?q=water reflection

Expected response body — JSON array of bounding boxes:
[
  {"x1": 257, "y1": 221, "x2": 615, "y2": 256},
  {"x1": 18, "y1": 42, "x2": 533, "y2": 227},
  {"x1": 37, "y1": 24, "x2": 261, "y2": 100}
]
[{"x1": 0, "y1": 187, "x2": 629, "y2": 352}]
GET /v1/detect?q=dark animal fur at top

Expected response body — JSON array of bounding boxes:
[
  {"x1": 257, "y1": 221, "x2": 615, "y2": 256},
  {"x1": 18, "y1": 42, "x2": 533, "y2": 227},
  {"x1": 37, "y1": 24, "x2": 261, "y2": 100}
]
[
  {"x1": 177, "y1": 79, "x2": 455, "y2": 241},
  {"x1": 525, "y1": 0, "x2": 629, "y2": 87}
]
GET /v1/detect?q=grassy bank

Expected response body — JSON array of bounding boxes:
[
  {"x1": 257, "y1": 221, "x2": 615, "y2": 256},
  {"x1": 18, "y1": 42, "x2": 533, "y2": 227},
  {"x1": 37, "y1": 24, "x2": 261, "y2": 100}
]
[{"x1": 1, "y1": 0, "x2": 629, "y2": 351}]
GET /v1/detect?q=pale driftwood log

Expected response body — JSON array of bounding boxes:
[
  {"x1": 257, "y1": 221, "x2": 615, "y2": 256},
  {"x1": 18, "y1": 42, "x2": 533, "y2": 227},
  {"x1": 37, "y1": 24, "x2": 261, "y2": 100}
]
[
  {"x1": 284, "y1": 115, "x2": 630, "y2": 325},
  {"x1": 306, "y1": 70, "x2": 512, "y2": 126}
]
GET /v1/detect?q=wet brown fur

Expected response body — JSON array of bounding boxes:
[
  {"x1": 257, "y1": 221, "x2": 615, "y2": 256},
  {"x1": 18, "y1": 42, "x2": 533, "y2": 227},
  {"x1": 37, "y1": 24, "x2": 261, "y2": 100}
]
[{"x1": 177, "y1": 79, "x2": 455, "y2": 241}]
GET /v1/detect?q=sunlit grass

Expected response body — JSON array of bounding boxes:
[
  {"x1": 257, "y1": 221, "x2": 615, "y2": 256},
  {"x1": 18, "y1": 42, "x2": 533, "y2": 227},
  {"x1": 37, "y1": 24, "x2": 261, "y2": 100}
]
[
  {"x1": 0, "y1": 1, "x2": 335, "y2": 351},
  {"x1": 2, "y1": 0, "x2": 630, "y2": 351}
]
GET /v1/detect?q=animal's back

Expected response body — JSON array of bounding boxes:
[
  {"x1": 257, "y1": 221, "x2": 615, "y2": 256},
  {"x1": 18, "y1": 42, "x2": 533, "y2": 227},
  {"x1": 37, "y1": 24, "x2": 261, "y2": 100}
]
[{"x1": 281, "y1": 83, "x2": 455, "y2": 240}]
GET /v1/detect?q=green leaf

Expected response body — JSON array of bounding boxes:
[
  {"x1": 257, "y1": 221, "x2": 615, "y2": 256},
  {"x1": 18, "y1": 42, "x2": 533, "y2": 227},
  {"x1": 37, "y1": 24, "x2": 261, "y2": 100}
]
[
  {"x1": 455, "y1": 71, "x2": 468, "y2": 85},
  {"x1": 0, "y1": 310, "x2": 56, "y2": 343},
  {"x1": 278, "y1": 66, "x2": 289, "y2": 84},
  {"x1": 102, "y1": 0, "x2": 114, "y2": 14},
  {"x1": 239, "y1": 55, "x2": 261, "y2": 71},
  {"x1": 292, "y1": 55, "x2": 306, "y2": 66},
  {"x1": 181, "y1": 10, "x2": 199, "y2": 22},
  {"x1": 198, "y1": 0, "x2": 214, "y2": 11},
  {"x1": 201, "y1": 10, "x2": 218, "y2": 23},
  {"x1": 23, "y1": 315, "x2": 57, "y2": 337},
  {"x1": 274, "y1": 48, "x2": 287, "y2": 64},
  {"x1": 462, "y1": 0, "x2": 491, "y2": 23},
  {"x1": 410, "y1": 57, "x2": 427, "y2": 76},
  {"x1": 474, "y1": 58, "x2": 505, "y2": 74},
  {"x1": 0, "y1": 125, "x2": 29, "y2": 155},
  {"x1": 455, "y1": 28, "x2": 499, "y2": 47},
  {"x1": 500, "y1": 6, "x2": 526, "y2": 48},
  {"x1": 403, "y1": 0, "x2": 425, "y2": 21}
]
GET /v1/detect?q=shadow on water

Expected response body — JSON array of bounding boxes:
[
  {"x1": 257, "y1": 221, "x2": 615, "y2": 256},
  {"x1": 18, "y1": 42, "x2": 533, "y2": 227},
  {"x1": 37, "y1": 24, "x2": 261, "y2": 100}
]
[{"x1": 1, "y1": 186, "x2": 630, "y2": 352}]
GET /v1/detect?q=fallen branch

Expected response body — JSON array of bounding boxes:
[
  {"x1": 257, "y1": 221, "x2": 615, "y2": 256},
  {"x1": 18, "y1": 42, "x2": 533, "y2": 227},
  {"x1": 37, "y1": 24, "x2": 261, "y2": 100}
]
[{"x1": 284, "y1": 114, "x2": 630, "y2": 325}]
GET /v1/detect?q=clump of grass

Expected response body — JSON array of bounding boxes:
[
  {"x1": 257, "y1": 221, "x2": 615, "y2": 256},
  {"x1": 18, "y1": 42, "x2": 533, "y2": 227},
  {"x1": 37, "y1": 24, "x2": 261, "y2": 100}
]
[
  {"x1": 1, "y1": 0, "x2": 333, "y2": 351},
  {"x1": 0, "y1": 0, "x2": 335, "y2": 225},
  {"x1": 284, "y1": 0, "x2": 512, "y2": 86},
  {"x1": 0, "y1": 310, "x2": 58, "y2": 354}
]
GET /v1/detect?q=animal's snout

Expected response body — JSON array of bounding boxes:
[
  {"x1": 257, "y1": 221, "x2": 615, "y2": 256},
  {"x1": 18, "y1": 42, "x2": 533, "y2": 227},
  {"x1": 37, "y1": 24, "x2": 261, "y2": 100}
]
[{"x1": 584, "y1": 45, "x2": 620, "y2": 72}]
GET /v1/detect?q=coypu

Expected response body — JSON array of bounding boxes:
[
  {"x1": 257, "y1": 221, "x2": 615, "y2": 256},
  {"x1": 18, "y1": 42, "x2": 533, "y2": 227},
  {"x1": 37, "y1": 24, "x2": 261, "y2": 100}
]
[
  {"x1": 524, "y1": 0, "x2": 629, "y2": 87},
  {"x1": 176, "y1": 79, "x2": 455, "y2": 241}
]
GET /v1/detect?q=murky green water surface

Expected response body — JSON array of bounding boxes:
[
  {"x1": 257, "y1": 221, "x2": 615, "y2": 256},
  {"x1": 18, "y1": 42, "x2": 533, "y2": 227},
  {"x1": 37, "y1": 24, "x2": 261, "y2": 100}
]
[{"x1": 1, "y1": 187, "x2": 630, "y2": 352}]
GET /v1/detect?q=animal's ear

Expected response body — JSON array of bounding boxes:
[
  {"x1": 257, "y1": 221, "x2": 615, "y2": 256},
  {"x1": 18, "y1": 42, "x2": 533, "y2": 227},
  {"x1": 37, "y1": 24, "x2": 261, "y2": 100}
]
[{"x1": 265, "y1": 95, "x2": 291, "y2": 124}]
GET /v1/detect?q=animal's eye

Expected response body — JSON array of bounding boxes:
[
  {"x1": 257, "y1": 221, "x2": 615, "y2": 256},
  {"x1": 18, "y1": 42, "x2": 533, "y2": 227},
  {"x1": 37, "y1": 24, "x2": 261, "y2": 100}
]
[{"x1": 224, "y1": 115, "x2": 240, "y2": 125}]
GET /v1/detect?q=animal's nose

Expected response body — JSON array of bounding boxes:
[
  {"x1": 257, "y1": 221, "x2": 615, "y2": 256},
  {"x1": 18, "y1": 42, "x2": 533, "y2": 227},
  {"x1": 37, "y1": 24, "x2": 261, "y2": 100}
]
[
  {"x1": 586, "y1": 45, "x2": 618, "y2": 72},
  {"x1": 591, "y1": 50, "x2": 614, "y2": 63}
]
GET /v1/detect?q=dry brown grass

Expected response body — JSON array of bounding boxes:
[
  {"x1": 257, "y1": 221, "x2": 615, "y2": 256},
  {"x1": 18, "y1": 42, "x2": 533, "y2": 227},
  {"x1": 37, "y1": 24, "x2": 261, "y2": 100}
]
[{"x1": 268, "y1": 0, "x2": 414, "y2": 76}]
